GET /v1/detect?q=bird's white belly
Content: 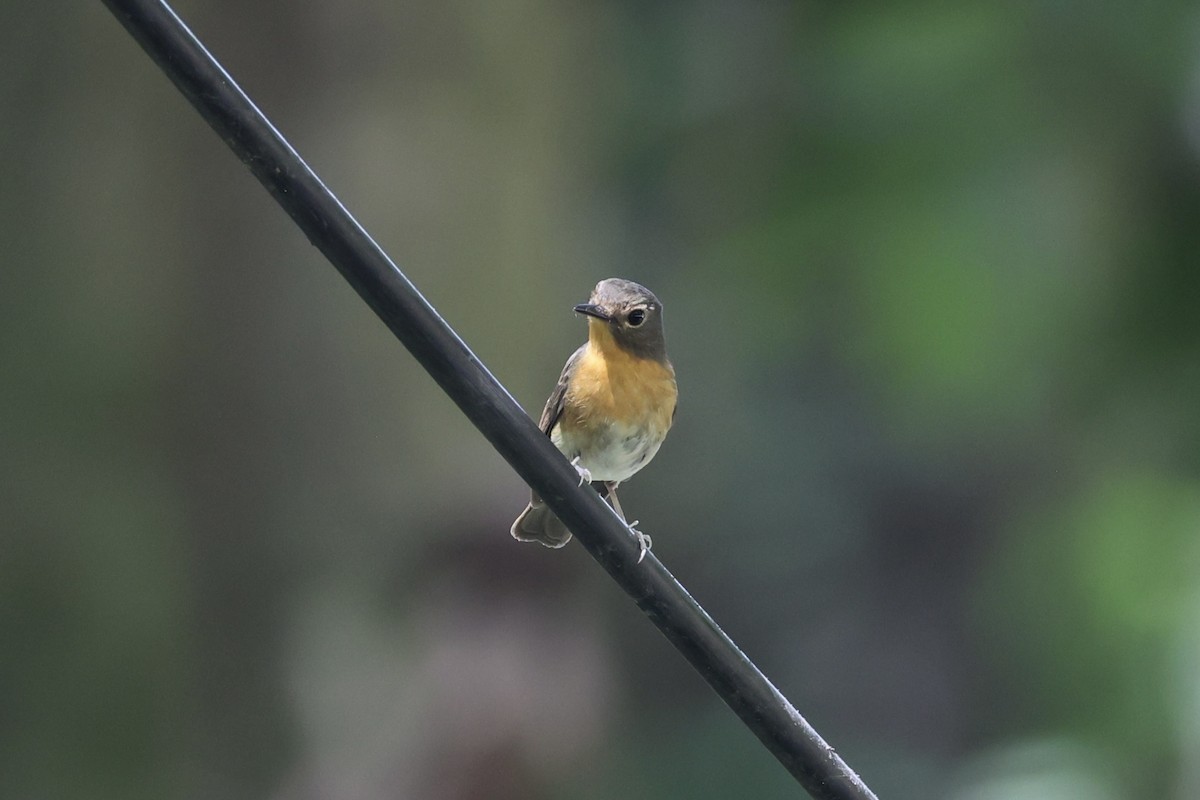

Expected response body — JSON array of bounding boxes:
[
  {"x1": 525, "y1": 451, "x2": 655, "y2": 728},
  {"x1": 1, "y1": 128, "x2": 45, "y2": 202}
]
[{"x1": 552, "y1": 421, "x2": 664, "y2": 483}]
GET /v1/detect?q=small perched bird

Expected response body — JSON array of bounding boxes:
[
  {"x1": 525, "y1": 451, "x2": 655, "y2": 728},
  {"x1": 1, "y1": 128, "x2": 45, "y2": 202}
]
[{"x1": 511, "y1": 278, "x2": 677, "y2": 560}]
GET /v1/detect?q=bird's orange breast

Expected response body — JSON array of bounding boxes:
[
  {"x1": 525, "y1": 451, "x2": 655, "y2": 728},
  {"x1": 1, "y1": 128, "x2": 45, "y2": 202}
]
[{"x1": 560, "y1": 337, "x2": 677, "y2": 435}]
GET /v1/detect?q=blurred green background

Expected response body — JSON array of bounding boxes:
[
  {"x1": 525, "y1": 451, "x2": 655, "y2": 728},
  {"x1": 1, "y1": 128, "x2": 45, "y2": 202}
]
[{"x1": 4, "y1": 2, "x2": 1200, "y2": 798}]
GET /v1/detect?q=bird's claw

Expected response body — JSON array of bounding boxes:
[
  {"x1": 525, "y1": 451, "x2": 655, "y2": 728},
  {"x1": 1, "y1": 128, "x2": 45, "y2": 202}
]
[
  {"x1": 628, "y1": 521, "x2": 652, "y2": 563},
  {"x1": 570, "y1": 456, "x2": 592, "y2": 486}
]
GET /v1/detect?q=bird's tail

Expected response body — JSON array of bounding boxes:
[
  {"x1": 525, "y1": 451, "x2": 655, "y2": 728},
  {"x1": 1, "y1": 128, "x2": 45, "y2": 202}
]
[{"x1": 510, "y1": 498, "x2": 573, "y2": 548}]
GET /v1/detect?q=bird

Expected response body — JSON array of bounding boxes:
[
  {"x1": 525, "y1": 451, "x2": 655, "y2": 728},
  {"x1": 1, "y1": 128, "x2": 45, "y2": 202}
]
[{"x1": 511, "y1": 278, "x2": 677, "y2": 561}]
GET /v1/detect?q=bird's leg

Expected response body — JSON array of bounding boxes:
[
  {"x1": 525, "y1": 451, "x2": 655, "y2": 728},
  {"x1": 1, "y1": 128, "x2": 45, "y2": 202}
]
[
  {"x1": 602, "y1": 481, "x2": 626, "y2": 520},
  {"x1": 603, "y1": 482, "x2": 653, "y2": 563},
  {"x1": 570, "y1": 456, "x2": 592, "y2": 486}
]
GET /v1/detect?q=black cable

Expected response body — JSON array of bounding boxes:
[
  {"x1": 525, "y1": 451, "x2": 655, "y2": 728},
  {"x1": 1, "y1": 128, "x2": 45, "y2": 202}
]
[{"x1": 100, "y1": 2, "x2": 879, "y2": 797}]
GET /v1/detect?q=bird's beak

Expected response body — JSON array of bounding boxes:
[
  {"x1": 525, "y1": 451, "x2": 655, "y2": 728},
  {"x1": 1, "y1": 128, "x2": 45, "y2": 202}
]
[{"x1": 573, "y1": 303, "x2": 611, "y2": 321}]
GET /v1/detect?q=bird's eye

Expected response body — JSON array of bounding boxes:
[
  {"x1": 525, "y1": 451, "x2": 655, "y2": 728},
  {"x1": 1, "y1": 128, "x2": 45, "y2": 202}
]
[{"x1": 627, "y1": 308, "x2": 646, "y2": 327}]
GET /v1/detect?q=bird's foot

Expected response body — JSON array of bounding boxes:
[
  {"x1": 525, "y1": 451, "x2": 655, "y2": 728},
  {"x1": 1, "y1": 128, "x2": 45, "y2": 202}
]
[
  {"x1": 570, "y1": 456, "x2": 592, "y2": 486},
  {"x1": 628, "y1": 521, "x2": 652, "y2": 563}
]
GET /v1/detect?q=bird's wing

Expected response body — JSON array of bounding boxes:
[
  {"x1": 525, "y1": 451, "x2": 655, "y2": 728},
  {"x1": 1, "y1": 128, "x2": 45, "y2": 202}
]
[{"x1": 538, "y1": 344, "x2": 586, "y2": 435}]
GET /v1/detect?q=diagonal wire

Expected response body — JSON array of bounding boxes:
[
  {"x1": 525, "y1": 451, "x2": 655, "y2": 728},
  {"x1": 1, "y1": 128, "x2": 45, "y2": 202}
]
[{"x1": 99, "y1": 2, "x2": 879, "y2": 797}]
